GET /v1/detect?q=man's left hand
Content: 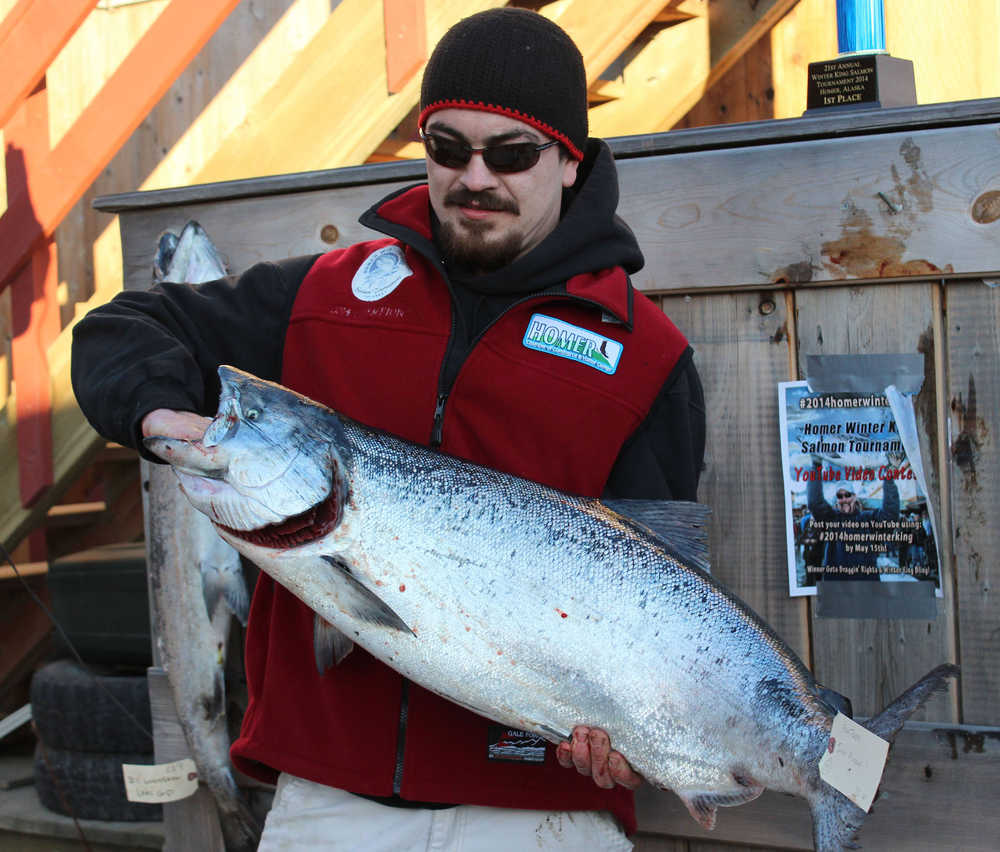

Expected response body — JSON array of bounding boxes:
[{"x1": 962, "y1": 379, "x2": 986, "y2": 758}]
[{"x1": 555, "y1": 726, "x2": 642, "y2": 790}]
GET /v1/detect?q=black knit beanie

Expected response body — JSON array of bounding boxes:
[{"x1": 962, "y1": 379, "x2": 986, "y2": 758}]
[{"x1": 418, "y1": 8, "x2": 588, "y2": 161}]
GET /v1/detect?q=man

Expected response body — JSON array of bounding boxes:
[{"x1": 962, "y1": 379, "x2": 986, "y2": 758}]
[
  {"x1": 72, "y1": 8, "x2": 705, "y2": 849},
  {"x1": 806, "y1": 457, "x2": 899, "y2": 581}
]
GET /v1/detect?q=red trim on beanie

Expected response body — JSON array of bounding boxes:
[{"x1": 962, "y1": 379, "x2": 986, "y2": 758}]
[{"x1": 418, "y1": 100, "x2": 585, "y2": 161}]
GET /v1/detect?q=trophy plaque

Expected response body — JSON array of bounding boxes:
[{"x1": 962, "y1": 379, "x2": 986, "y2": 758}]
[{"x1": 805, "y1": 0, "x2": 916, "y2": 114}]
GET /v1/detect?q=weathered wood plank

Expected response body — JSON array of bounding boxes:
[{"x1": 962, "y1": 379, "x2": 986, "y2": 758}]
[
  {"x1": 94, "y1": 99, "x2": 1000, "y2": 213},
  {"x1": 148, "y1": 666, "x2": 225, "y2": 852},
  {"x1": 795, "y1": 283, "x2": 957, "y2": 721},
  {"x1": 109, "y1": 120, "x2": 1000, "y2": 295},
  {"x1": 944, "y1": 280, "x2": 1000, "y2": 725},
  {"x1": 117, "y1": 183, "x2": 416, "y2": 291},
  {"x1": 635, "y1": 722, "x2": 1000, "y2": 851},
  {"x1": 659, "y1": 290, "x2": 808, "y2": 661},
  {"x1": 619, "y1": 123, "x2": 1000, "y2": 292}
]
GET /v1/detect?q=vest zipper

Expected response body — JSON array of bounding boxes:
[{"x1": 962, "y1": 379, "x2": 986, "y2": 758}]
[
  {"x1": 429, "y1": 290, "x2": 618, "y2": 449},
  {"x1": 430, "y1": 394, "x2": 448, "y2": 448},
  {"x1": 392, "y1": 679, "x2": 410, "y2": 795}
]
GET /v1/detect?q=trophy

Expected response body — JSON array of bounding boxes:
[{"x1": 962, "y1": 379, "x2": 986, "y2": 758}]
[{"x1": 805, "y1": 0, "x2": 916, "y2": 113}]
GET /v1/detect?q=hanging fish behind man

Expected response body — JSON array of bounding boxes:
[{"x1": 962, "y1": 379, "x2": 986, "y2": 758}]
[
  {"x1": 147, "y1": 225, "x2": 259, "y2": 851},
  {"x1": 145, "y1": 365, "x2": 958, "y2": 852}
]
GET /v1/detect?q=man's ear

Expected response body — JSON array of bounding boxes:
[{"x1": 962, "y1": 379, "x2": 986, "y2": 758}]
[{"x1": 561, "y1": 156, "x2": 579, "y2": 188}]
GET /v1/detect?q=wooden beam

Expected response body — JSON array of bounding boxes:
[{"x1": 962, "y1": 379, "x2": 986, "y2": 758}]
[
  {"x1": 6, "y1": 80, "x2": 59, "y2": 509},
  {"x1": 10, "y1": 239, "x2": 59, "y2": 508},
  {"x1": 383, "y1": 0, "x2": 426, "y2": 95},
  {"x1": 587, "y1": 14, "x2": 710, "y2": 137},
  {"x1": 0, "y1": 0, "x2": 243, "y2": 293},
  {"x1": 587, "y1": 0, "x2": 802, "y2": 135},
  {"x1": 0, "y1": 0, "x2": 96, "y2": 131},
  {"x1": 0, "y1": 560, "x2": 47, "y2": 583},
  {"x1": 698, "y1": 0, "x2": 802, "y2": 94},
  {"x1": 588, "y1": 78, "x2": 627, "y2": 105},
  {"x1": 541, "y1": 0, "x2": 672, "y2": 83},
  {"x1": 193, "y1": 0, "x2": 505, "y2": 182},
  {"x1": 45, "y1": 500, "x2": 108, "y2": 527}
]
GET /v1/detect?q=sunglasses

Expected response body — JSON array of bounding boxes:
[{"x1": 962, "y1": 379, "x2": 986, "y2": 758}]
[
  {"x1": 419, "y1": 129, "x2": 559, "y2": 174},
  {"x1": 836, "y1": 492, "x2": 854, "y2": 499}
]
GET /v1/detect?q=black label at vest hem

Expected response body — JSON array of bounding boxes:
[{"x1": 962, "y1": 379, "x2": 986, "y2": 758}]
[{"x1": 487, "y1": 726, "x2": 547, "y2": 763}]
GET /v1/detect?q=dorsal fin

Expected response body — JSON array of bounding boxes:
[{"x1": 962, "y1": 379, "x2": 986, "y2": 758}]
[{"x1": 602, "y1": 499, "x2": 711, "y2": 573}]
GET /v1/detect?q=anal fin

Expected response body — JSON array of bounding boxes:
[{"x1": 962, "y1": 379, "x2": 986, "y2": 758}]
[
  {"x1": 678, "y1": 778, "x2": 765, "y2": 831},
  {"x1": 314, "y1": 614, "x2": 355, "y2": 673}
]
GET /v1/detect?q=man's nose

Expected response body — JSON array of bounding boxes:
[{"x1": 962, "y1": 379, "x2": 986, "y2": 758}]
[{"x1": 459, "y1": 151, "x2": 499, "y2": 191}]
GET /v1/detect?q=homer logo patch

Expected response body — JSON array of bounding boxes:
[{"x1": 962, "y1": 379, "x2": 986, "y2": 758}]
[
  {"x1": 522, "y1": 313, "x2": 623, "y2": 374},
  {"x1": 351, "y1": 245, "x2": 412, "y2": 302}
]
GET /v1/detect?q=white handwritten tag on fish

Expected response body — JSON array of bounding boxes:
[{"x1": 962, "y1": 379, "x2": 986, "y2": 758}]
[
  {"x1": 122, "y1": 758, "x2": 199, "y2": 803},
  {"x1": 818, "y1": 713, "x2": 889, "y2": 812}
]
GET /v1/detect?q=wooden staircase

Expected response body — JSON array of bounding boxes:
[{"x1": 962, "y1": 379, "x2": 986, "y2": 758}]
[{"x1": 0, "y1": 442, "x2": 142, "y2": 719}]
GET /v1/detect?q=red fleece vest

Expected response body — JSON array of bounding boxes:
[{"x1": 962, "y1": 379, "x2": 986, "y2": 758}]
[{"x1": 230, "y1": 188, "x2": 689, "y2": 833}]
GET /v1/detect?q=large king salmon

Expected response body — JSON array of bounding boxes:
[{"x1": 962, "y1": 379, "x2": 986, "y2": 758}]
[{"x1": 146, "y1": 366, "x2": 957, "y2": 851}]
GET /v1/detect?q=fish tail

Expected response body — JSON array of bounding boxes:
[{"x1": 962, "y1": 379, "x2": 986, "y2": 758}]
[
  {"x1": 810, "y1": 786, "x2": 865, "y2": 852},
  {"x1": 861, "y1": 663, "x2": 959, "y2": 743},
  {"x1": 811, "y1": 664, "x2": 959, "y2": 851},
  {"x1": 213, "y1": 767, "x2": 262, "y2": 852}
]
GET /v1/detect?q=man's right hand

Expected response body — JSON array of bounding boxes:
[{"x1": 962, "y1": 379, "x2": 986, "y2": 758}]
[{"x1": 141, "y1": 408, "x2": 212, "y2": 441}]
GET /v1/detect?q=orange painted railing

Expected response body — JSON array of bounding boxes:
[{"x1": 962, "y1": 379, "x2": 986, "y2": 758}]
[{"x1": 0, "y1": 0, "x2": 242, "y2": 545}]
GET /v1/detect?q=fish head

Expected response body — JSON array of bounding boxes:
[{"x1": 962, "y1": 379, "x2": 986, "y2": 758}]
[{"x1": 145, "y1": 366, "x2": 348, "y2": 550}]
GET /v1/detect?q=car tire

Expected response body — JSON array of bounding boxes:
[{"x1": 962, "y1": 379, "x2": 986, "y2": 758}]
[
  {"x1": 33, "y1": 743, "x2": 162, "y2": 822},
  {"x1": 30, "y1": 659, "x2": 153, "y2": 754}
]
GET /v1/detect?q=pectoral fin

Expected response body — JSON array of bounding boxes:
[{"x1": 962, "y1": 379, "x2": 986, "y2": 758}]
[{"x1": 320, "y1": 556, "x2": 413, "y2": 635}]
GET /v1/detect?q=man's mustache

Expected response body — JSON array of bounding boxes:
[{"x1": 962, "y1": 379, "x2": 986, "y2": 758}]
[{"x1": 444, "y1": 188, "x2": 519, "y2": 215}]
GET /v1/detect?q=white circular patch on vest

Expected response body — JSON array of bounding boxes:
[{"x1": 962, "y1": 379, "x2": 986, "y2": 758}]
[{"x1": 351, "y1": 245, "x2": 412, "y2": 302}]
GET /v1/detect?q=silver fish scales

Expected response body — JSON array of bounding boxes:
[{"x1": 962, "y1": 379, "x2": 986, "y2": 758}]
[{"x1": 147, "y1": 366, "x2": 957, "y2": 851}]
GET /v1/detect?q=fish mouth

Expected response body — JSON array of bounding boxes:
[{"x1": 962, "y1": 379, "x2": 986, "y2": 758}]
[{"x1": 217, "y1": 488, "x2": 342, "y2": 549}]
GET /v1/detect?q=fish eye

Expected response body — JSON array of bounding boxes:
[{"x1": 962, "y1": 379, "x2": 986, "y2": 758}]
[{"x1": 245, "y1": 408, "x2": 261, "y2": 421}]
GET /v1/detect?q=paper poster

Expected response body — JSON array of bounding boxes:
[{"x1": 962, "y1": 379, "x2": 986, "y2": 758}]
[{"x1": 779, "y1": 381, "x2": 941, "y2": 598}]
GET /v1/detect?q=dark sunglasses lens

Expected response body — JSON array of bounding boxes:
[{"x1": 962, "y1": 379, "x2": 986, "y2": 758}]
[
  {"x1": 427, "y1": 136, "x2": 471, "y2": 168},
  {"x1": 482, "y1": 143, "x2": 540, "y2": 173},
  {"x1": 424, "y1": 134, "x2": 543, "y2": 173}
]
